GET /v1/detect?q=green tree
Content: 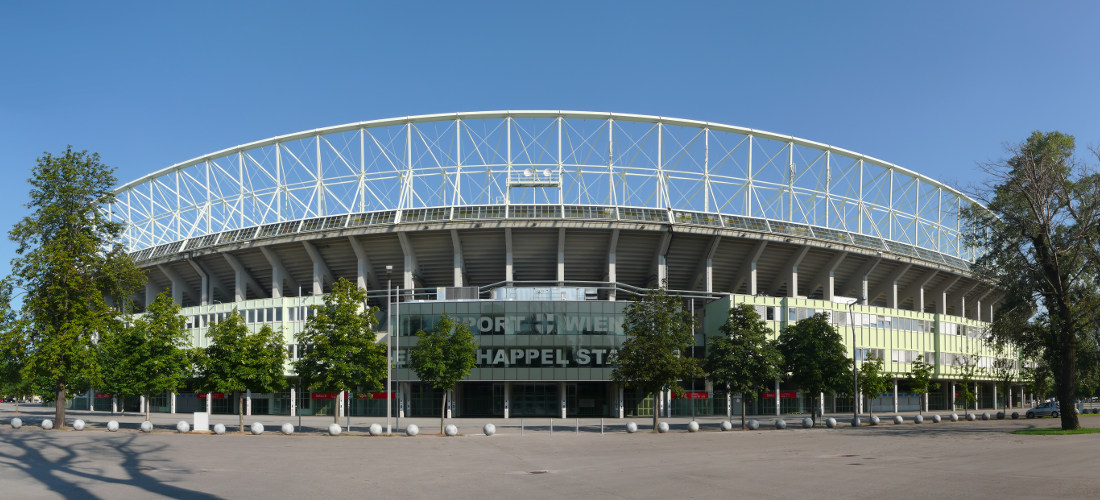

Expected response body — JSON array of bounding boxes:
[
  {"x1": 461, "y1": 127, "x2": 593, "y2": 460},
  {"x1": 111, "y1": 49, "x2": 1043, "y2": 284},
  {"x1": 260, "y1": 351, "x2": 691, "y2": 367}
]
[
  {"x1": 962, "y1": 131, "x2": 1100, "y2": 430},
  {"x1": 409, "y1": 313, "x2": 477, "y2": 434},
  {"x1": 704, "y1": 303, "x2": 782, "y2": 429},
  {"x1": 98, "y1": 292, "x2": 192, "y2": 421},
  {"x1": 991, "y1": 356, "x2": 1018, "y2": 414},
  {"x1": 858, "y1": 353, "x2": 891, "y2": 419},
  {"x1": 0, "y1": 279, "x2": 31, "y2": 411},
  {"x1": 195, "y1": 312, "x2": 287, "y2": 432},
  {"x1": 294, "y1": 278, "x2": 388, "y2": 425},
  {"x1": 6, "y1": 147, "x2": 145, "y2": 428},
  {"x1": 907, "y1": 354, "x2": 939, "y2": 415},
  {"x1": 954, "y1": 354, "x2": 980, "y2": 412},
  {"x1": 612, "y1": 288, "x2": 701, "y2": 430},
  {"x1": 778, "y1": 313, "x2": 850, "y2": 424},
  {"x1": 1023, "y1": 362, "x2": 1052, "y2": 404}
]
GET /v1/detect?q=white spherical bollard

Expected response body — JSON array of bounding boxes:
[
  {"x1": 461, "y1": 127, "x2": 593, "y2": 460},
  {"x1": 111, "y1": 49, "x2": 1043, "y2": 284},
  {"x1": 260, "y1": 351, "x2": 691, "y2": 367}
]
[
  {"x1": 932, "y1": 414, "x2": 941, "y2": 423},
  {"x1": 966, "y1": 413, "x2": 976, "y2": 421},
  {"x1": 406, "y1": 424, "x2": 419, "y2": 436},
  {"x1": 250, "y1": 422, "x2": 264, "y2": 435},
  {"x1": 802, "y1": 417, "x2": 814, "y2": 428},
  {"x1": 996, "y1": 411, "x2": 1005, "y2": 420},
  {"x1": 981, "y1": 412, "x2": 990, "y2": 421},
  {"x1": 41, "y1": 419, "x2": 54, "y2": 430},
  {"x1": 687, "y1": 421, "x2": 699, "y2": 432},
  {"x1": 73, "y1": 419, "x2": 86, "y2": 431},
  {"x1": 444, "y1": 424, "x2": 458, "y2": 436},
  {"x1": 176, "y1": 421, "x2": 190, "y2": 433},
  {"x1": 107, "y1": 420, "x2": 119, "y2": 432},
  {"x1": 369, "y1": 423, "x2": 383, "y2": 436},
  {"x1": 720, "y1": 420, "x2": 733, "y2": 431},
  {"x1": 657, "y1": 422, "x2": 669, "y2": 433},
  {"x1": 213, "y1": 423, "x2": 226, "y2": 435},
  {"x1": 747, "y1": 419, "x2": 760, "y2": 430},
  {"x1": 826, "y1": 417, "x2": 837, "y2": 428},
  {"x1": 950, "y1": 413, "x2": 959, "y2": 422},
  {"x1": 139, "y1": 420, "x2": 153, "y2": 433},
  {"x1": 10, "y1": 417, "x2": 22, "y2": 429},
  {"x1": 893, "y1": 415, "x2": 903, "y2": 425},
  {"x1": 1011, "y1": 412, "x2": 1020, "y2": 419},
  {"x1": 775, "y1": 419, "x2": 786, "y2": 429},
  {"x1": 914, "y1": 414, "x2": 924, "y2": 424},
  {"x1": 851, "y1": 417, "x2": 861, "y2": 427},
  {"x1": 870, "y1": 415, "x2": 880, "y2": 426},
  {"x1": 625, "y1": 421, "x2": 638, "y2": 433},
  {"x1": 328, "y1": 423, "x2": 342, "y2": 436},
  {"x1": 281, "y1": 423, "x2": 294, "y2": 435},
  {"x1": 483, "y1": 423, "x2": 496, "y2": 436}
]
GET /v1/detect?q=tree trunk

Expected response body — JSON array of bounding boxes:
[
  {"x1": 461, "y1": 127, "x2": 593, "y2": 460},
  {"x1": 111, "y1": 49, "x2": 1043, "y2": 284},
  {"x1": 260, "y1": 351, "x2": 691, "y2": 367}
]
[
  {"x1": 740, "y1": 397, "x2": 747, "y2": 430},
  {"x1": 335, "y1": 391, "x2": 342, "y2": 425},
  {"x1": 1058, "y1": 336, "x2": 1080, "y2": 430},
  {"x1": 237, "y1": 392, "x2": 244, "y2": 433},
  {"x1": 55, "y1": 385, "x2": 66, "y2": 430},
  {"x1": 440, "y1": 391, "x2": 447, "y2": 434}
]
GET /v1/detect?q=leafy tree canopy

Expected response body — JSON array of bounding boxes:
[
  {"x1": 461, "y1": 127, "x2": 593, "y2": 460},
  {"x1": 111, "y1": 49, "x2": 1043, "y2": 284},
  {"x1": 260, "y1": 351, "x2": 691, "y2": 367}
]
[
  {"x1": 6, "y1": 147, "x2": 145, "y2": 427},
  {"x1": 98, "y1": 291, "x2": 192, "y2": 420},
  {"x1": 778, "y1": 313, "x2": 850, "y2": 421},
  {"x1": 409, "y1": 313, "x2": 477, "y2": 433},
  {"x1": 963, "y1": 131, "x2": 1100, "y2": 429},
  {"x1": 704, "y1": 303, "x2": 782, "y2": 427},
  {"x1": 611, "y1": 288, "x2": 701, "y2": 428},
  {"x1": 907, "y1": 354, "x2": 938, "y2": 415},
  {"x1": 294, "y1": 279, "x2": 387, "y2": 410},
  {"x1": 194, "y1": 311, "x2": 287, "y2": 430},
  {"x1": 857, "y1": 353, "x2": 890, "y2": 417}
]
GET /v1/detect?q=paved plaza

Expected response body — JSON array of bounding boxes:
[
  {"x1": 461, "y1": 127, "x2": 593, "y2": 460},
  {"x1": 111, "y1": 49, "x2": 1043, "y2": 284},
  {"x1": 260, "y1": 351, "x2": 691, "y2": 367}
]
[{"x1": 3, "y1": 403, "x2": 1099, "y2": 499}]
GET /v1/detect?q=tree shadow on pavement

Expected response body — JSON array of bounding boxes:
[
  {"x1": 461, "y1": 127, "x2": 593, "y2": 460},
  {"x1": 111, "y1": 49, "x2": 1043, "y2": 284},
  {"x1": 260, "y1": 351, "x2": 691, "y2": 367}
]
[{"x1": 0, "y1": 430, "x2": 222, "y2": 499}]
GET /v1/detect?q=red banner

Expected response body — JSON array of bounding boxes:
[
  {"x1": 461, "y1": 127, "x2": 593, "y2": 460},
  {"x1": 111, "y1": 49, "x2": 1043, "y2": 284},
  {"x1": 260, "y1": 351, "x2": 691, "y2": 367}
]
[
  {"x1": 674, "y1": 391, "x2": 709, "y2": 399},
  {"x1": 762, "y1": 391, "x2": 798, "y2": 399},
  {"x1": 95, "y1": 393, "x2": 112, "y2": 399},
  {"x1": 311, "y1": 392, "x2": 338, "y2": 399},
  {"x1": 198, "y1": 392, "x2": 226, "y2": 399}
]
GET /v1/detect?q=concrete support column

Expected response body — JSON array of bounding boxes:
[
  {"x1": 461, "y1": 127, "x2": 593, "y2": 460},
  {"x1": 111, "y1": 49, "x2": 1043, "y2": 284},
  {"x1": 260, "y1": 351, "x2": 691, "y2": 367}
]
[
  {"x1": 337, "y1": 391, "x2": 344, "y2": 419},
  {"x1": 505, "y1": 228, "x2": 514, "y2": 286},
  {"x1": 924, "y1": 392, "x2": 929, "y2": 413},
  {"x1": 560, "y1": 381, "x2": 567, "y2": 418},
  {"x1": 503, "y1": 382, "x2": 511, "y2": 419},
  {"x1": 139, "y1": 395, "x2": 146, "y2": 415},
  {"x1": 993, "y1": 384, "x2": 998, "y2": 410},
  {"x1": 145, "y1": 282, "x2": 159, "y2": 308},
  {"x1": 446, "y1": 390, "x2": 453, "y2": 418},
  {"x1": 171, "y1": 392, "x2": 177, "y2": 414},
  {"x1": 607, "y1": 229, "x2": 619, "y2": 301},
  {"x1": 246, "y1": 390, "x2": 252, "y2": 416},
  {"x1": 819, "y1": 391, "x2": 825, "y2": 418},
  {"x1": 557, "y1": 228, "x2": 566, "y2": 286},
  {"x1": 290, "y1": 387, "x2": 296, "y2": 417},
  {"x1": 775, "y1": 380, "x2": 781, "y2": 416},
  {"x1": 112, "y1": 396, "x2": 118, "y2": 414},
  {"x1": 951, "y1": 382, "x2": 956, "y2": 411},
  {"x1": 893, "y1": 379, "x2": 899, "y2": 413},
  {"x1": 618, "y1": 386, "x2": 625, "y2": 419}
]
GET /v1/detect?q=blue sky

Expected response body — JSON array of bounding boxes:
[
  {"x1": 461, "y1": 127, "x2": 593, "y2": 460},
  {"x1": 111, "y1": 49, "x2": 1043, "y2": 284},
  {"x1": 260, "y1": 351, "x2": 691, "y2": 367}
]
[{"x1": 1, "y1": 1, "x2": 1098, "y2": 276}]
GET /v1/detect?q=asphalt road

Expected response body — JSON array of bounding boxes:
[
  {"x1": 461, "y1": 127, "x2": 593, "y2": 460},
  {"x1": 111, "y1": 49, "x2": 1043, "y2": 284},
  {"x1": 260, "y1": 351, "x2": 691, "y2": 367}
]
[{"x1": 1, "y1": 404, "x2": 1097, "y2": 499}]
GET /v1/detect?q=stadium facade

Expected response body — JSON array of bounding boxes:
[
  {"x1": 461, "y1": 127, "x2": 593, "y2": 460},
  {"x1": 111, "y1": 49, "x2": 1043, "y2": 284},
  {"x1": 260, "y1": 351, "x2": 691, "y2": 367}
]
[{"x1": 82, "y1": 111, "x2": 1023, "y2": 418}]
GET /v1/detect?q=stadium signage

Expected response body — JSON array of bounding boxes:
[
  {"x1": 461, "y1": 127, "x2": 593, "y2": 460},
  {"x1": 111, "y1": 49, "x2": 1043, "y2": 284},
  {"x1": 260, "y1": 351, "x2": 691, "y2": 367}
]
[
  {"x1": 458, "y1": 313, "x2": 617, "y2": 335},
  {"x1": 475, "y1": 347, "x2": 618, "y2": 367}
]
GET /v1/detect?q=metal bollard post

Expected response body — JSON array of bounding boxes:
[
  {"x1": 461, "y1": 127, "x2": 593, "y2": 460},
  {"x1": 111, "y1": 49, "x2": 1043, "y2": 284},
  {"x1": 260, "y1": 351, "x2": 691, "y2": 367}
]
[
  {"x1": 601, "y1": 417, "x2": 604, "y2": 435},
  {"x1": 576, "y1": 418, "x2": 579, "y2": 434},
  {"x1": 521, "y1": 417, "x2": 524, "y2": 436},
  {"x1": 550, "y1": 417, "x2": 553, "y2": 435}
]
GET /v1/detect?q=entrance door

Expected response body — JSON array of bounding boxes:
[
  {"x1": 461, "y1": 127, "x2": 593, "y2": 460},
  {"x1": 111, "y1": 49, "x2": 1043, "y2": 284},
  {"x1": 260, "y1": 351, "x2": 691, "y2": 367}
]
[{"x1": 511, "y1": 383, "x2": 558, "y2": 417}]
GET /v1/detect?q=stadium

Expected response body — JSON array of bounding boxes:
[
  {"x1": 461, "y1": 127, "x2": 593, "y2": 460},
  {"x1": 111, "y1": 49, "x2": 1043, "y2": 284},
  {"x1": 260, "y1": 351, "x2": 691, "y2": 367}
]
[{"x1": 85, "y1": 111, "x2": 1022, "y2": 419}]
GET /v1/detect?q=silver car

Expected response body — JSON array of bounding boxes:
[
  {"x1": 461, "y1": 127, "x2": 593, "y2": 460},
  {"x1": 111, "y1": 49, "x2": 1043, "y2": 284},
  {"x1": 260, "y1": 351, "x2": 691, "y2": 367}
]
[{"x1": 1026, "y1": 402, "x2": 1061, "y2": 418}]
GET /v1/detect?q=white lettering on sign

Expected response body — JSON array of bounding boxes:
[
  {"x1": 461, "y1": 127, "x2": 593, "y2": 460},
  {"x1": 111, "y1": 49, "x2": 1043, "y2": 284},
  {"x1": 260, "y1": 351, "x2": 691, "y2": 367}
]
[
  {"x1": 474, "y1": 348, "x2": 619, "y2": 368},
  {"x1": 453, "y1": 314, "x2": 618, "y2": 334}
]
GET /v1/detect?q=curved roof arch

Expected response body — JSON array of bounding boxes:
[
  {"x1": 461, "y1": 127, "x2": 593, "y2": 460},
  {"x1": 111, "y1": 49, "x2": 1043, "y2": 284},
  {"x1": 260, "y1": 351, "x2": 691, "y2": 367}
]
[{"x1": 111, "y1": 111, "x2": 980, "y2": 262}]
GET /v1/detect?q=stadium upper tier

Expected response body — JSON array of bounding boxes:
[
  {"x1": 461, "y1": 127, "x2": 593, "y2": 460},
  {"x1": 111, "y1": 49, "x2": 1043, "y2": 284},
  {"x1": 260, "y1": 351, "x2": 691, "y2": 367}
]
[
  {"x1": 112, "y1": 112, "x2": 995, "y2": 316},
  {"x1": 112, "y1": 111, "x2": 979, "y2": 264}
]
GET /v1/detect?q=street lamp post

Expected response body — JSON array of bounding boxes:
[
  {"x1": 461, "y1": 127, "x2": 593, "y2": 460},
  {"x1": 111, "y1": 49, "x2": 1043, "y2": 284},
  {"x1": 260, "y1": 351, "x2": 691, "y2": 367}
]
[
  {"x1": 848, "y1": 297, "x2": 865, "y2": 424},
  {"x1": 386, "y1": 266, "x2": 393, "y2": 435}
]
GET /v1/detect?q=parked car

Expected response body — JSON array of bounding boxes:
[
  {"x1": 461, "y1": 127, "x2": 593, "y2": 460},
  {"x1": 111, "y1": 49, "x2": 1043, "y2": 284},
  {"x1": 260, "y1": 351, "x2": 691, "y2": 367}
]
[{"x1": 1026, "y1": 402, "x2": 1061, "y2": 418}]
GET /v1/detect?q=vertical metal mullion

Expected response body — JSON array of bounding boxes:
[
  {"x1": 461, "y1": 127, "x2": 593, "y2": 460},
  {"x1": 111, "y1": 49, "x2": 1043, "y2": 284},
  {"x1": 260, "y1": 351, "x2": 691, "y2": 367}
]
[
  {"x1": 276, "y1": 142, "x2": 282, "y2": 222},
  {"x1": 857, "y1": 159, "x2": 863, "y2": 235},
  {"x1": 746, "y1": 135, "x2": 753, "y2": 217},
  {"x1": 608, "y1": 117, "x2": 615, "y2": 206},
  {"x1": 888, "y1": 168, "x2": 894, "y2": 241},
  {"x1": 787, "y1": 141, "x2": 794, "y2": 222},
  {"x1": 455, "y1": 119, "x2": 462, "y2": 206},
  {"x1": 824, "y1": 150, "x2": 830, "y2": 228},
  {"x1": 704, "y1": 128, "x2": 710, "y2": 214},
  {"x1": 316, "y1": 135, "x2": 323, "y2": 216},
  {"x1": 359, "y1": 127, "x2": 365, "y2": 213},
  {"x1": 205, "y1": 160, "x2": 211, "y2": 235},
  {"x1": 557, "y1": 116, "x2": 563, "y2": 206},
  {"x1": 506, "y1": 116, "x2": 512, "y2": 206}
]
